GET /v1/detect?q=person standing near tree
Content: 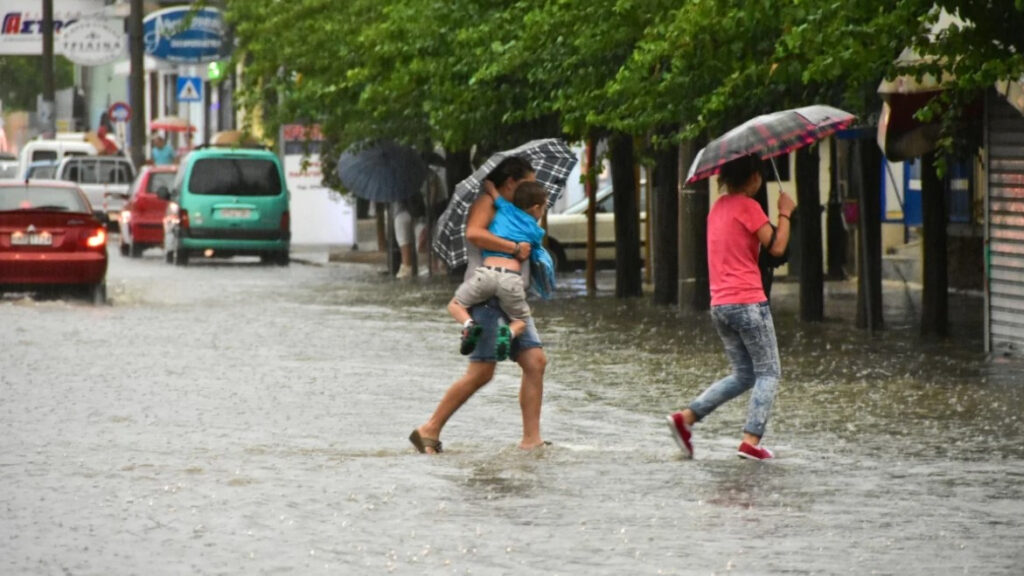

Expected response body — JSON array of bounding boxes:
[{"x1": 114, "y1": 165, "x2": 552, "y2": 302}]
[{"x1": 666, "y1": 154, "x2": 795, "y2": 461}]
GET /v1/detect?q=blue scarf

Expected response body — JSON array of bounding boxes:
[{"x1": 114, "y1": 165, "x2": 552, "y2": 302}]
[{"x1": 485, "y1": 196, "x2": 556, "y2": 300}]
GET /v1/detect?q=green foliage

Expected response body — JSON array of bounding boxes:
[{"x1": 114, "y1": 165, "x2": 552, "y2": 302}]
[
  {"x1": 0, "y1": 56, "x2": 75, "y2": 111},
  {"x1": 225, "y1": 0, "x2": 1024, "y2": 168}
]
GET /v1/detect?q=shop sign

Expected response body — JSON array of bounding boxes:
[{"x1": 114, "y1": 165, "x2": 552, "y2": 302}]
[
  {"x1": 143, "y1": 6, "x2": 230, "y2": 64},
  {"x1": 59, "y1": 19, "x2": 124, "y2": 65}
]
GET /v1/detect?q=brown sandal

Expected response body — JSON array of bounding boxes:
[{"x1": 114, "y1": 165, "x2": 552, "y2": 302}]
[{"x1": 409, "y1": 429, "x2": 443, "y2": 454}]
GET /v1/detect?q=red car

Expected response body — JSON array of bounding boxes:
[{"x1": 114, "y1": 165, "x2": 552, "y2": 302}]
[
  {"x1": 119, "y1": 164, "x2": 177, "y2": 257},
  {"x1": 0, "y1": 180, "x2": 108, "y2": 304}
]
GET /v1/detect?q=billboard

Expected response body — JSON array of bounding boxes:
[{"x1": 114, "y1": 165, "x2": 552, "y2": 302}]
[
  {"x1": 143, "y1": 6, "x2": 229, "y2": 64},
  {"x1": 0, "y1": 0, "x2": 105, "y2": 55}
]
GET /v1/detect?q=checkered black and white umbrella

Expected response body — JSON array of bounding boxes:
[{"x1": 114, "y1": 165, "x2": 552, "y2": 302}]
[
  {"x1": 433, "y1": 138, "x2": 577, "y2": 269},
  {"x1": 685, "y1": 105, "x2": 855, "y2": 184}
]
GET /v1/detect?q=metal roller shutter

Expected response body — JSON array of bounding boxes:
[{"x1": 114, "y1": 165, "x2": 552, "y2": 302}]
[{"x1": 986, "y1": 94, "x2": 1024, "y2": 356}]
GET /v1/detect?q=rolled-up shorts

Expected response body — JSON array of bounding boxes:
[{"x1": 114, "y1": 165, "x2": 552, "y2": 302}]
[
  {"x1": 454, "y1": 266, "x2": 531, "y2": 321},
  {"x1": 469, "y1": 297, "x2": 543, "y2": 362}
]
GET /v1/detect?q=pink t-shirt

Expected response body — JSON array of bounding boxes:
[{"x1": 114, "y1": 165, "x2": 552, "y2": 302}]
[{"x1": 707, "y1": 193, "x2": 769, "y2": 306}]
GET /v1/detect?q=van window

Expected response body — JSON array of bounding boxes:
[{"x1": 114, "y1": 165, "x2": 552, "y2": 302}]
[
  {"x1": 32, "y1": 150, "x2": 58, "y2": 163},
  {"x1": 188, "y1": 158, "x2": 282, "y2": 196}
]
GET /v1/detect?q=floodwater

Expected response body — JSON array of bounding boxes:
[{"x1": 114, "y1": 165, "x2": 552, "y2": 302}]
[{"x1": 1, "y1": 250, "x2": 1022, "y2": 575}]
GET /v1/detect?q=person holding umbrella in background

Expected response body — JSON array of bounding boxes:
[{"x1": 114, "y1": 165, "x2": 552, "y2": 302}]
[
  {"x1": 150, "y1": 134, "x2": 177, "y2": 165},
  {"x1": 667, "y1": 153, "x2": 795, "y2": 461}
]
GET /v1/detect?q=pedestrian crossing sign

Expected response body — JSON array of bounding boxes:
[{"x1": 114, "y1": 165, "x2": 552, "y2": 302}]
[{"x1": 177, "y1": 77, "x2": 202, "y2": 102}]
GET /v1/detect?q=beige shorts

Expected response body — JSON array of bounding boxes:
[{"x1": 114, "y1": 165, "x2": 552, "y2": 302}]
[{"x1": 454, "y1": 266, "x2": 531, "y2": 321}]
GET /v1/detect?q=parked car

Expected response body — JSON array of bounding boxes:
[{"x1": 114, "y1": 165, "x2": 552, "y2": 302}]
[
  {"x1": 24, "y1": 160, "x2": 60, "y2": 180},
  {"x1": 544, "y1": 184, "x2": 647, "y2": 271},
  {"x1": 0, "y1": 152, "x2": 18, "y2": 180},
  {"x1": 164, "y1": 146, "x2": 290, "y2": 266},
  {"x1": 17, "y1": 137, "x2": 98, "y2": 179},
  {"x1": 0, "y1": 180, "x2": 108, "y2": 304},
  {"x1": 119, "y1": 164, "x2": 177, "y2": 257},
  {"x1": 54, "y1": 155, "x2": 136, "y2": 229}
]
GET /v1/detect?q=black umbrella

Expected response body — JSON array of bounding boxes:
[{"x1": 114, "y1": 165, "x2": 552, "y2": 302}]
[{"x1": 336, "y1": 141, "x2": 428, "y2": 202}]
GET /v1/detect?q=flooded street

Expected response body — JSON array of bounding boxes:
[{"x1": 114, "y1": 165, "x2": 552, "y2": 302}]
[{"x1": 2, "y1": 250, "x2": 1022, "y2": 575}]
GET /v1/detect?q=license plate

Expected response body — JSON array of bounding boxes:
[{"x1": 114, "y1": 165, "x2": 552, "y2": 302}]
[
  {"x1": 220, "y1": 209, "x2": 251, "y2": 219},
  {"x1": 11, "y1": 231, "x2": 53, "y2": 246}
]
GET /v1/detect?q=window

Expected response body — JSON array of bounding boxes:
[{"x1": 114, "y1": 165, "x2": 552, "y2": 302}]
[{"x1": 188, "y1": 158, "x2": 282, "y2": 196}]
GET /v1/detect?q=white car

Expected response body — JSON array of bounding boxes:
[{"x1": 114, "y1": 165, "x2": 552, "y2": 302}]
[
  {"x1": 545, "y1": 184, "x2": 646, "y2": 271},
  {"x1": 54, "y1": 156, "x2": 136, "y2": 229}
]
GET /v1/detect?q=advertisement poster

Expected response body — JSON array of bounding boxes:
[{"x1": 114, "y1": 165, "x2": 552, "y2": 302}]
[{"x1": 283, "y1": 124, "x2": 356, "y2": 247}]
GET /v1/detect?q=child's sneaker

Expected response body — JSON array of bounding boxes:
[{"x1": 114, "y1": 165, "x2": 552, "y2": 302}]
[
  {"x1": 460, "y1": 321, "x2": 483, "y2": 355},
  {"x1": 737, "y1": 442, "x2": 774, "y2": 460},
  {"x1": 495, "y1": 324, "x2": 512, "y2": 361},
  {"x1": 666, "y1": 412, "x2": 693, "y2": 459}
]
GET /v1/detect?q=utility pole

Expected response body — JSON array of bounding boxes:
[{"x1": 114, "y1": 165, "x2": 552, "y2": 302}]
[
  {"x1": 129, "y1": 0, "x2": 146, "y2": 167},
  {"x1": 41, "y1": 0, "x2": 56, "y2": 138}
]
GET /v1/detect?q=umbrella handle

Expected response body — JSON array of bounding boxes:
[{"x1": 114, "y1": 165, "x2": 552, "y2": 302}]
[{"x1": 768, "y1": 156, "x2": 786, "y2": 202}]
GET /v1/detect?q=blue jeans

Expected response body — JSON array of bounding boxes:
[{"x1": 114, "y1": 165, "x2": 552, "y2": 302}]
[
  {"x1": 469, "y1": 297, "x2": 543, "y2": 362},
  {"x1": 689, "y1": 302, "x2": 781, "y2": 438}
]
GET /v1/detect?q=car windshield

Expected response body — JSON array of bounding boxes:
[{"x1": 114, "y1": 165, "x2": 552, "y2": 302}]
[
  {"x1": 0, "y1": 164, "x2": 18, "y2": 179},
  {"x1": 148, "y1": 172, "x2": 176, "y2": 193},
  {"x1": 0, "y1": 186, "x2": 90, "y2": 213},
  {"x1": 188, "y1": 158, "x2": 282, "y2": 196}
]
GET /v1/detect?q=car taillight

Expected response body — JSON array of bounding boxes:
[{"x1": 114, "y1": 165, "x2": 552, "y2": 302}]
[
  {"x1": 280, "y1": 211, "x2": 290, "y2": 233},
  {"x1": 85, "y1": 227, "x2": 106, "y2": 248},
  {"x1": 180, "y1": 209, "x2": 190, "y2": 231}
]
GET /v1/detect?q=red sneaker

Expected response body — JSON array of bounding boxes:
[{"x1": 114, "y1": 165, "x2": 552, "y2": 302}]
[
  {"x1": 737, "y1": 442, "x2": 775, "y2": 460},
  {"x1": 666, "y1": 412, "x2": 693, "y2": 458}
]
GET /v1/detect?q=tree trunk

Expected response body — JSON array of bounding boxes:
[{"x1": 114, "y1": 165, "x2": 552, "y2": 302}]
[
  {"x1": 855, "y1": 137, "x2": 884, "y2": 331},
  {"x1": 826, "y1": 140, "x2": 847, "y2": 279},
  {"x1": 444, "y1": 149, "x2": 472, "y2": 197},
  {"x1": 920, "y1": 152, "x2": 948, "y2": 338},
  {"x1": 796, "y1": 146, "x2": 824, "y2": 321},
  {"x1": 129, "y1": 0, "x2": 146, "y2": 167},
  {"x1": 678, "y1": 139, "x2": 709, "y2": 312},
  {"x1": 584, "y1": 140, "x2": 598, "y2": 295},
  {"x1": 41, "y1": 0, "x2": 56, "y2": 138},
  {"x1": 608, "y1": 132, "x2": 643, "y2": 298},
  {"x1": 652, "y1": 141, "x2": 679, "y2": 305}
]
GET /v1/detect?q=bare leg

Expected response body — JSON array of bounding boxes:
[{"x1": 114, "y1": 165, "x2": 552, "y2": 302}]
[
  {"x1": 448, "y1": 298, "x2": 472, "y2": 325},
  {"x1": 680, "y1": 408, "x2": 697, "y2": 426},
  {"x1": 400, "y1": 242, "x2": 413, "y2": 267},
  {"x1": 508, "y1": 319, "x2": 526, "y2": 337},
  {"x1": 415, "y1": 362, "x2": 496, "y2": 453},
  {"x1": 516, "y1": 347, "x2": 546, "y2": 450}
]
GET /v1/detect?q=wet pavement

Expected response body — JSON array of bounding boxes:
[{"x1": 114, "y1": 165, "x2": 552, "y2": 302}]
[{"x1": 1, "y1": 248, "x2": 1022, "y2": 575}]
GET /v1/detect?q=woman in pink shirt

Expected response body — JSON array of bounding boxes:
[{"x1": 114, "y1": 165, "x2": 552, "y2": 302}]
[{"x1": 667, "y1": 154, "x2": 796, "y2": 460}]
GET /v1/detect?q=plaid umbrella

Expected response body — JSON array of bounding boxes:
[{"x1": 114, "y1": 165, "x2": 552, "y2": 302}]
[
  {"x1": 685, "y1": 105, "x2": 855, "y2": 184},
  {"x1": 433, "y1": 138, "x2": 577, "y2": 269}
]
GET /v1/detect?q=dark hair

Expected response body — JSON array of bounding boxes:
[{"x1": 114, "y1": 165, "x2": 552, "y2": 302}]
[
  {"x1": 718, "y1": 154, "x2": 764, "y2": 189},
  {"x1": 485, "y1": 156, "x2": 534, "y2": 188},
  {"x1": 512, "y1": 181, "x2": 548, "y2": 211}
]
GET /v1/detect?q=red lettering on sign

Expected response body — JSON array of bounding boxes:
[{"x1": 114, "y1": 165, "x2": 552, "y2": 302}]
[{"x1": 2, "y1": 14, "x2": 22, "y2": 34}]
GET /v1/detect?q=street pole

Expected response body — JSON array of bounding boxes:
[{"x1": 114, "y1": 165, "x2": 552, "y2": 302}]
[
  {"x1": 129, "y1": 0, "x2": 146, "y2": 167},
  {"x1": 41, "y1": 0, "x2": 56, "y2": 138}
]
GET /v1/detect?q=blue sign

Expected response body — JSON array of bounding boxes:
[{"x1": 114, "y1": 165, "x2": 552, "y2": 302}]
[
  {"x1": 176, "y1": 77, "x2": 202, "y2": 103},
  {"x1": 143, "y1": 7, "x2": 230, "y2": 64}
]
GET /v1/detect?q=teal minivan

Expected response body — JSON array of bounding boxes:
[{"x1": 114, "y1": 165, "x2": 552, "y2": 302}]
[{"x1": 163, "y1": 146, "x2": 290, "y2": 266}]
